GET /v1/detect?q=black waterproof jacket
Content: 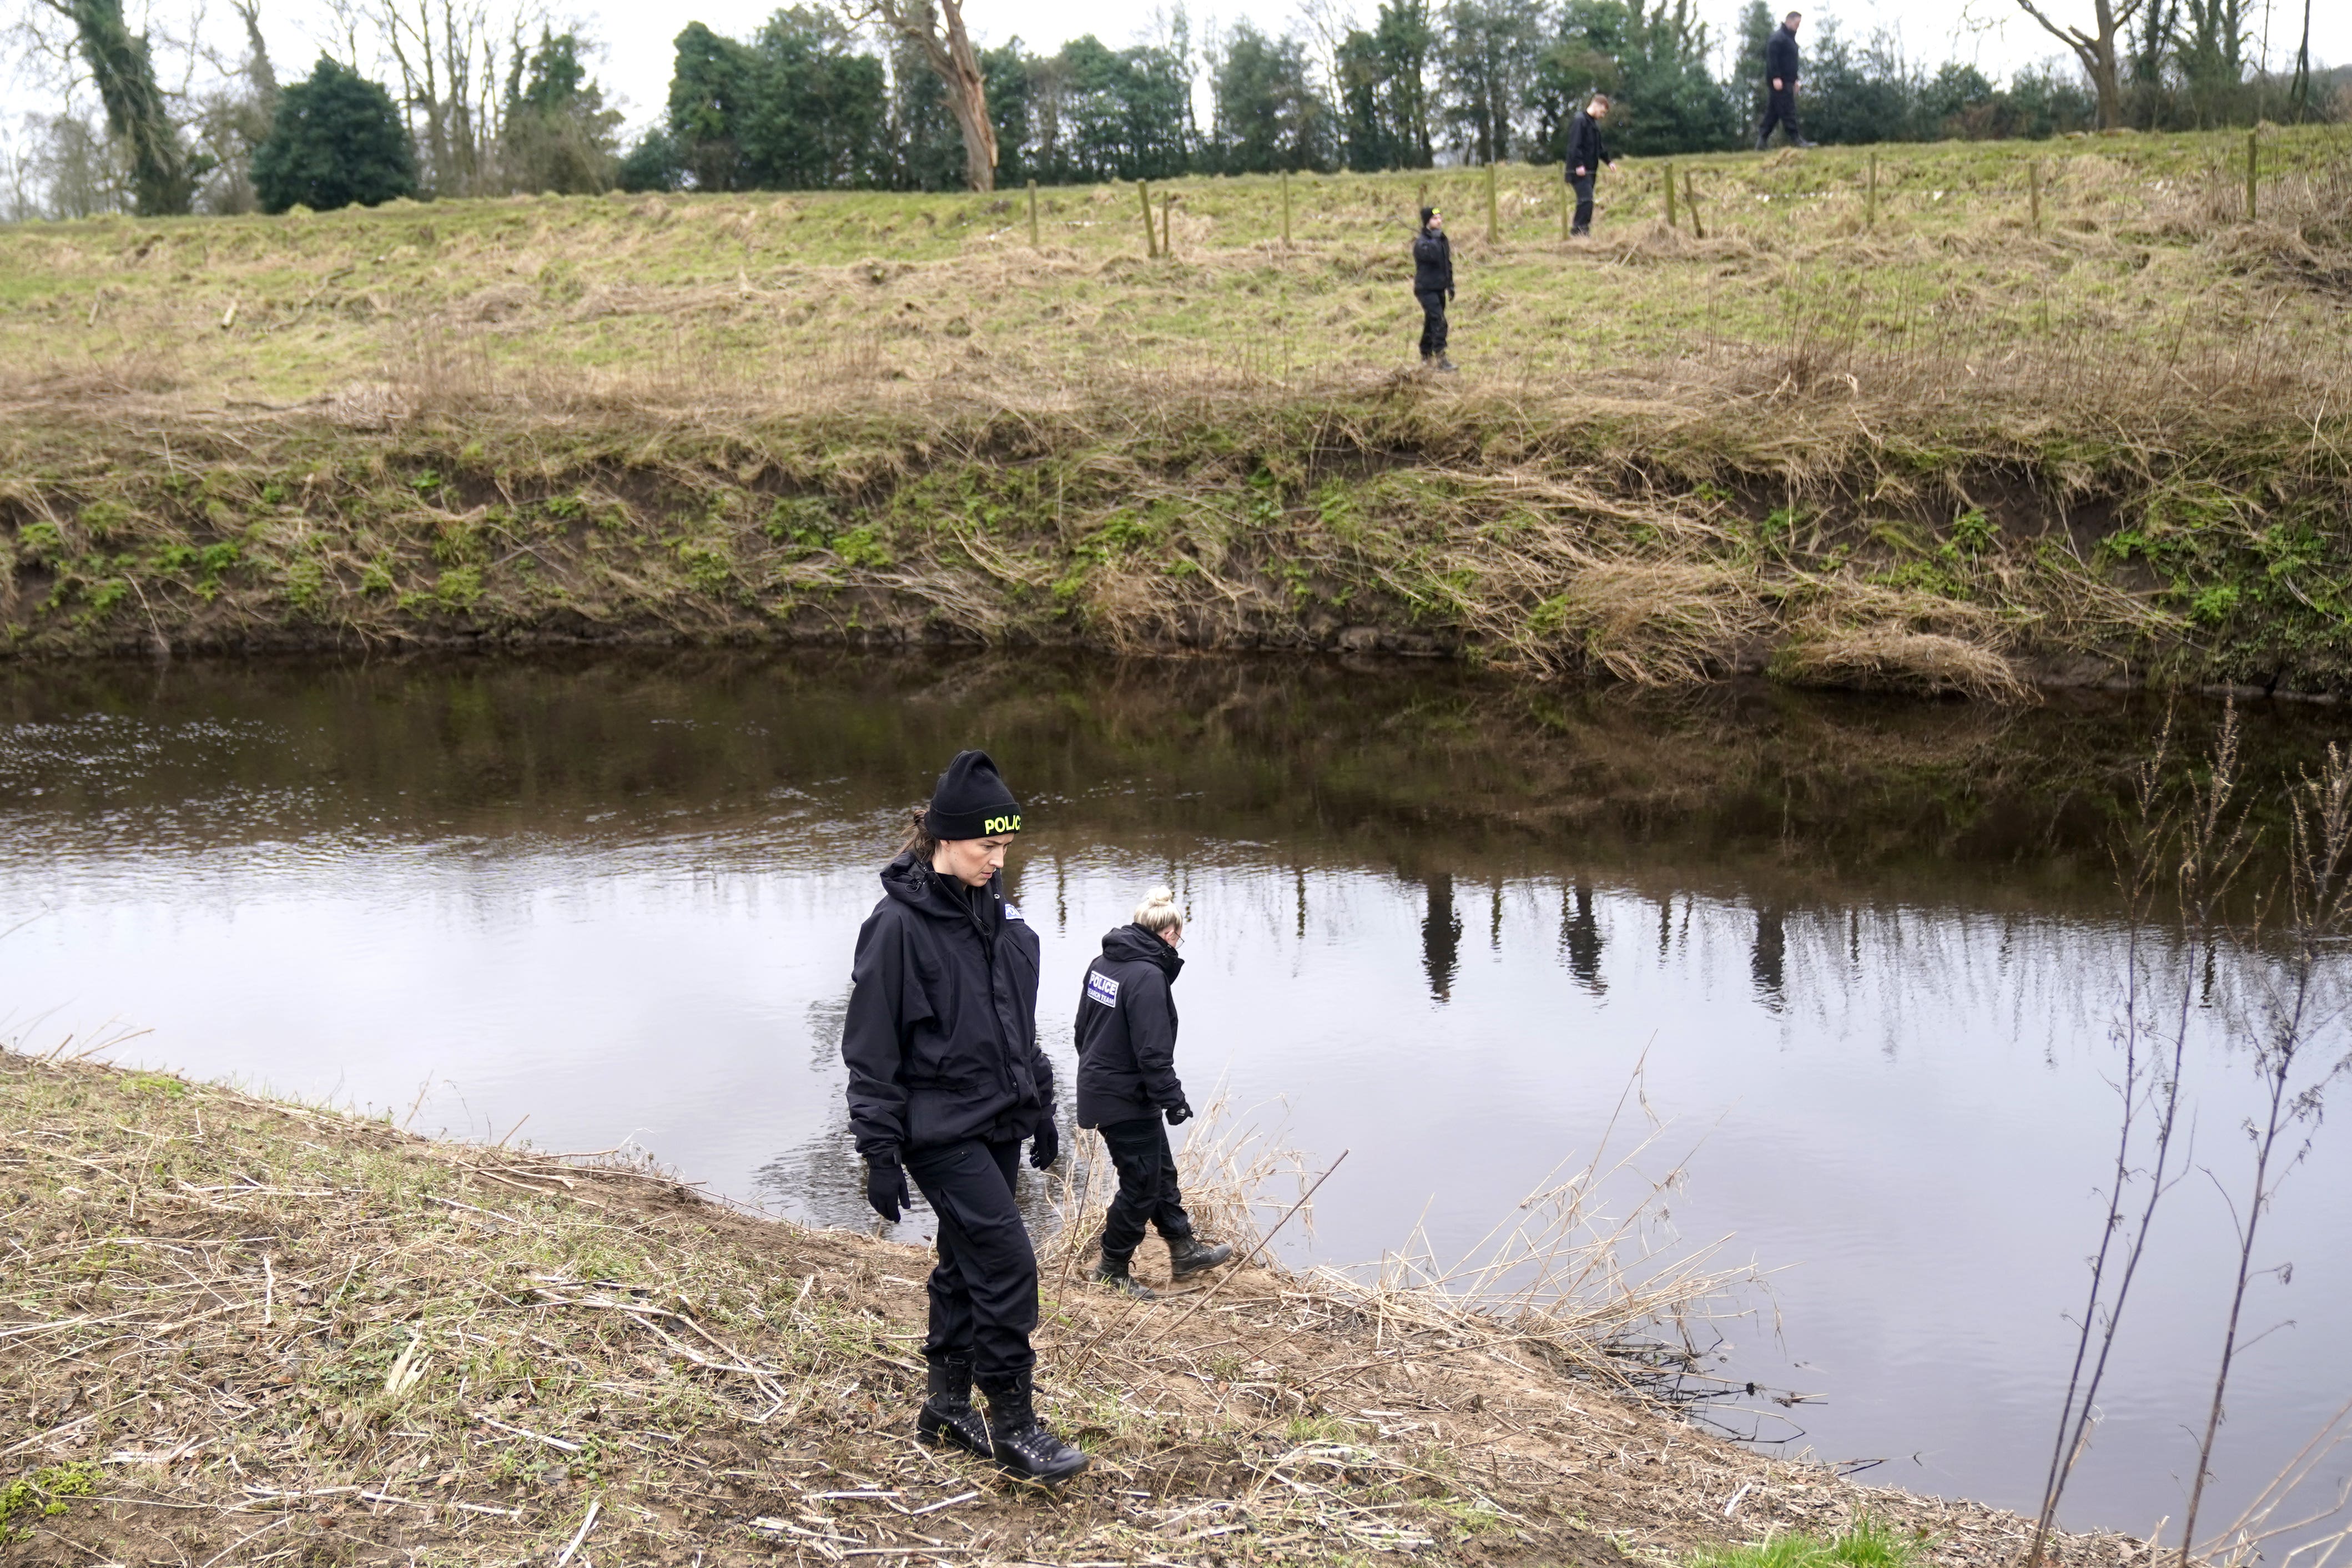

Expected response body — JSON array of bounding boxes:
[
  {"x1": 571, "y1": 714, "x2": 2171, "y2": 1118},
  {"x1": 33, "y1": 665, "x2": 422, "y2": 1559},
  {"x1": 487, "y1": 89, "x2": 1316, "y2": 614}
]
[
  {"x1": 1412, "y1": 228, "x2": 1453, "y2": 295},
  {"x1": 1766, "y1": 24, "x2": 1800, "y2": 86},
  {"x1": 841, "y1": 851, "x2": 1051, "y2": 1159},
  {"x1": 1072, "y1": 924, "x2": 1185, "y2": 1128},
  {"x1": 1566, "y1": 110, "x2": 1611, "y2": 175}
]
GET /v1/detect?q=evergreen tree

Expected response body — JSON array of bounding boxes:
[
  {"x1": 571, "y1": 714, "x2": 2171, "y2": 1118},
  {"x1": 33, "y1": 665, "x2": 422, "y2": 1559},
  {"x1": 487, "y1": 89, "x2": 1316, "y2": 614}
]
[
  {"x1": 665, "y1": 11, "x2": 890, "y2": 191},
  {"x1": 1049, "y1": 36, "x2": 1192, "y2": 181},
  {"x1": 251, "y1": 56, "x2": 416, "y2": 213},
  {"x1": 1208, "y1": 22, "x2": 1333, "y2": 173},
  {"x1": 501, "y1": 30, "x2": 622, "y2": 193},
  {"x1": 1336, "y1": 0, "x2": 1436, "y2": 171},
  {"x1": 892, "y1": 36, "x2": 967, "y2": 189},
  {"x1": 981, "y1": 41, "x2": 1036, "y2": 185},
  {"x1": 1439, "y1": 0, "x2": 1543, "y2": 162}
]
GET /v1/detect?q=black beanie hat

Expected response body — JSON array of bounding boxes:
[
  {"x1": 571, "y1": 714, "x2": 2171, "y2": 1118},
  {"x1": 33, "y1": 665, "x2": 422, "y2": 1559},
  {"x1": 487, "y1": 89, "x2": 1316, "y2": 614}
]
[
  {"x1": 925, "y1": 749, "x2": 1023, "y2": 841},
  {"x1": 1420, "y1": 206, "x2": 1437, "y2": 228}
]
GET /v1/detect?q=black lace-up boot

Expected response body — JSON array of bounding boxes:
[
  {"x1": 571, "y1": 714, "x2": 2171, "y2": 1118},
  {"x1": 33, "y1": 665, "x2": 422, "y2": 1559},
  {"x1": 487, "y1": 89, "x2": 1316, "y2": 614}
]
[
  {"x1": 981, "y1": 1372, "x2": 1090, "y2": 1483},
  {"x1": 1092, "y1": 1250, "x2": 1157, "y2": 1299},
  {"x1": 915, "y1": 1355, "x2": 991, "y2": 1458},
  {"x1": 1167, "y1": 1236, "x2": 1235, "y2": 1280}
]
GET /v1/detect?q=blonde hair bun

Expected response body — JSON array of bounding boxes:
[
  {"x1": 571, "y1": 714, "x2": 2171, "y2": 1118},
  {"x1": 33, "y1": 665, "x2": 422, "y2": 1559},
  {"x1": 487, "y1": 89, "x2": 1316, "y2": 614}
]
[{"x1": 1132, "y1": 886, "x2": 1183, "y2": 933}]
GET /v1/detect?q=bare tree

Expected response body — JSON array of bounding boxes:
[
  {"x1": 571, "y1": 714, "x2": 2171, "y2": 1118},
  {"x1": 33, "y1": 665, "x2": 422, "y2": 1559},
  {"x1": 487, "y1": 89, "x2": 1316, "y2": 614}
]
[
  {"x1": 324, "y1": 0, "x2": 544, "y2": 195},
  {"x1": 2008, "y1": 0, "x2": 2149, "y2": 128},
  {"x1": 2178, "y1": 744, "x2": 2352, "y2": 1564},
  {"x1": 2027, "y1": 712, "x2": 2248, "y2": 1566},
  {"x1": 851, "y1": 0, "x2": 996, "y2": 190}
]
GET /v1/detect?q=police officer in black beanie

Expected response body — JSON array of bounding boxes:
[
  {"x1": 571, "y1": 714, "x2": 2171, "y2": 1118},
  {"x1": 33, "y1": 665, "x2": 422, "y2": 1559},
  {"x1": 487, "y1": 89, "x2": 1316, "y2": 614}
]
[
  {"x1": 1413, "y1": 207, "x2": 1455, "y2": 372},
  {"x1": 840, "y1": 749, "x2": 1088, "y2": 1483}
]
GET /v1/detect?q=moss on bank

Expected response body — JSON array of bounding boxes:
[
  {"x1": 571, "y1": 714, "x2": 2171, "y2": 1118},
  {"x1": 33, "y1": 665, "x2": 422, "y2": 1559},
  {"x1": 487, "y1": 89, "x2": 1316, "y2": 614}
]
[
  {"x1": 1, "y1": 1048, "x2": 2134, "y2": 1566},
  {"x1": 4, "y1": 376, "x2": 2351, "y2": 693}
]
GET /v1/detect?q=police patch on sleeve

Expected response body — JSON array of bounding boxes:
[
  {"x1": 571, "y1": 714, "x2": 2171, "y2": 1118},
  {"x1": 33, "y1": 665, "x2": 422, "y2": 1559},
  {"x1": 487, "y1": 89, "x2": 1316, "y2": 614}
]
[
  {"x1": 1001, "y1": 901, "x2": 1024, "y2": 922},
  {"x1": 1085, "y1": 970, "x2": 1120, "y2": 1007}
]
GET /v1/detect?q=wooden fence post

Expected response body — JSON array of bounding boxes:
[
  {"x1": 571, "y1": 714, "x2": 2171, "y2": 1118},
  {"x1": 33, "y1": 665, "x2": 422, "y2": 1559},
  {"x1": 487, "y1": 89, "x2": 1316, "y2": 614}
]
[
  {"x1": 1664, "y1": 161, "x2": 1677, "y2": 229},
  {"x1": 2245, "y1": 129, "x2": 2259, "y2": 221},
  {"x1": 1684, "y1": 170, "x2": 1705, "y2": 240},
  {"x1": 1281, "y1": 169, "x2": 1292, "y2": 246},
  {"x1": 1866, "y1": 152, "x2": 1877, "y2": 231},
  {"x1": 1485, "y1": 162, "x2": 1499, "y2": 243},
  {"x1": 2028, "y1": 159, "x2": 2041, "y2": 230},
  {"x1": 1138, "y1": 179, "x2": 1156, "y2": 257},
  {"x1": 1161, "y1": 190, "x2": 1174, "y2": 256},
  {"x1": 1027, "y1": 178, "x2": 1040, "y2": 246},
  {"x1": 1560, "y1": 172, "x2": 1570, "y2": 241}
]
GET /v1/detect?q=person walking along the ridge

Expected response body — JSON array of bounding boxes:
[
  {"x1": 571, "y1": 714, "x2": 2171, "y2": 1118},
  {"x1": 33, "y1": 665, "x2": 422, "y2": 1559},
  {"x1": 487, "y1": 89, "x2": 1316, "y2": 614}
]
[
  {"x1": 1565, "y1": 93, "x2": 1618, "y2": 237},
  {"x1": 840, "y1": 749, "x2": 1088, "y2": 1484},
  {"x1": 1074, "y1": 887, "x2": 1236, "y2": 1300},
  {"x1": 1756, "y1": 11, "x2": 1814, "y2": 149},
  {"x1": 1413, "y1": 206, "x2": 1456, "y2": 372}
]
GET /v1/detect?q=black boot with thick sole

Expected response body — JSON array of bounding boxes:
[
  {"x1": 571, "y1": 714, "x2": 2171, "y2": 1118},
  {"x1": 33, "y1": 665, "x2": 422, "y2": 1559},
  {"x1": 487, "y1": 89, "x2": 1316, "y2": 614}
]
[
  {"x1": 915, "y1": 1356, "x2": 991, "y2": 1458},
  {"x1": 1092, "y1": 1252, "x2": 1157, "y2": 1300},
  {"x1": 981, "y1": 1372, "x2": 1090, "y2": 1484},
  {"x1": 1167, "y1": 1236, "x2": 1235, "y2": 1280}
]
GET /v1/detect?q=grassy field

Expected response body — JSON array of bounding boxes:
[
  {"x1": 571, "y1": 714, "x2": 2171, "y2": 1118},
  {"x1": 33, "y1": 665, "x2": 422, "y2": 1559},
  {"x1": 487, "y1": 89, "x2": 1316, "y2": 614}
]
[
  {"x1": 0, "y1": 1046, "x2": 2140, "y2": 1567},
  {"x1": 2, "y1": 128, "x2": 2349, "y2": 690}
]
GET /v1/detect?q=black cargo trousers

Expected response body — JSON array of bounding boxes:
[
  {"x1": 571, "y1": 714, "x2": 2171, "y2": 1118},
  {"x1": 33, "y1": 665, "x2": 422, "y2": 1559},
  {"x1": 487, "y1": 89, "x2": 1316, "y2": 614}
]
[
  {"x1": 1097, "y1": 1116, "x2": 1196, "y2": 1264},
  {"x1": 1416, "y1": 291, "x2": 1449, "y2": 359},
  {"x1": 904, "y1": 1137, "x2": 1037, "y2": 1383}
]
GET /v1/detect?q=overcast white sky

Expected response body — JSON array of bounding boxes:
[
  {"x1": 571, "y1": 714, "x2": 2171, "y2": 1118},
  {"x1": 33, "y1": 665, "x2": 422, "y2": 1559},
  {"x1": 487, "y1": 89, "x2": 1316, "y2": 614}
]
[{"x1": 7, "y1": 0, "x2": 2345, "y2": 148}]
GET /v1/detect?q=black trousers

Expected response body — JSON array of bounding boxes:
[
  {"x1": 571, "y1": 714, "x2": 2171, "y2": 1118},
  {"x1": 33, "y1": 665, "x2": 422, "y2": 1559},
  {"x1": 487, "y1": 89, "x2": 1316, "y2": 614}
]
[
  {"x1": 1096, "y1": 1115, "x2": 1194, "y2": 1263},
  {"x1": 1757, "y1": 87, "x2": 1802, "y2": 147},
  {"x1": 904, "y1": 1137, "x2": 1037, "y2": 1385},
  {"x1": 1416, "y1": 290, "x2": 1448, "y2": 359},
  {"x1": 1568, "y1": 172, "x2": 1596, "y2": 235}
]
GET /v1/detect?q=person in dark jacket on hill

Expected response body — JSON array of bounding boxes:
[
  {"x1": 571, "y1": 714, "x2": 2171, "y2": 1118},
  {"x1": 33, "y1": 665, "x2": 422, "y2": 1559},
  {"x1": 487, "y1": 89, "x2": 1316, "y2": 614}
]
[
  {"x1": 1565, "y1": 93, "x2": 1618, "y2": 237},
  {"x1": 1756, "y1": 12, "x2": 1814, "y2": 149},
  {"x1": 840, "y1": 749, "x2": 1087, "y2": 1484},
  {"x1": 1412, "y1": 206, "x2": 1455, "y2": 372},
  {"x1": 1074, "y1": 887, "x2": 1234, "y2": 1299}
]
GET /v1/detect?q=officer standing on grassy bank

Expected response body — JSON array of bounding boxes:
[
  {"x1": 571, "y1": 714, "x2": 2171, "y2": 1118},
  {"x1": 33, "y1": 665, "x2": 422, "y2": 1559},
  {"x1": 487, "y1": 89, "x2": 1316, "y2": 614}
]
[
  {"x1": 1075, "y1": 887, "x2": 1235, "y2": 1300},
  {"x1": 1756, "y1": 11, "x2": 1815, "y2": 149},
  {"x1": 1413, "y1": 207, "x2": 1457, "y2": 373},
  {"x1": 840, "y1": 749, "x2": 1089, "y2": 1484},
  {"x1": 1565, "y1": 93, "x2": 1618, "y2": 237}
]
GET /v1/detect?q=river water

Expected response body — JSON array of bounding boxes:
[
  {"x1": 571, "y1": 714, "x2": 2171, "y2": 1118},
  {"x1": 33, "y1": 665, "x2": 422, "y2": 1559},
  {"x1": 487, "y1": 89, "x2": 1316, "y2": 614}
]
[{"x1": 4, "y1": 653, "x2": 2348, "y2": 1546}]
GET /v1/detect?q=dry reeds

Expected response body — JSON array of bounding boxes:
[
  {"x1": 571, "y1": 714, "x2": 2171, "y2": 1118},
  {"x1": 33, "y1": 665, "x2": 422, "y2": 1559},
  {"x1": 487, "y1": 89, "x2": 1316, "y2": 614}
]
[{"x1": 0, "y1": 1045, "x2": 2152, "y2": 1568}]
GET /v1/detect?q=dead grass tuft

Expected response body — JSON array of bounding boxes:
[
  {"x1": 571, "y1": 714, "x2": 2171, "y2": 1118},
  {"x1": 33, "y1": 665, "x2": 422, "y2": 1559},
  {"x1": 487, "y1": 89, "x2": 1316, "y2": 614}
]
[{"x1": 1775, "y1": 623, "x2": 2029, "y2": 700}]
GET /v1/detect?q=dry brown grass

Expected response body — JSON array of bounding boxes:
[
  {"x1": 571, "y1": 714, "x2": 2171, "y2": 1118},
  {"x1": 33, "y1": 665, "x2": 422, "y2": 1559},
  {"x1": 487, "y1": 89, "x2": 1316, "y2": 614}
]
[{"x1": 0, "y1": 1046, "x2": 2159, "y2": 1568}]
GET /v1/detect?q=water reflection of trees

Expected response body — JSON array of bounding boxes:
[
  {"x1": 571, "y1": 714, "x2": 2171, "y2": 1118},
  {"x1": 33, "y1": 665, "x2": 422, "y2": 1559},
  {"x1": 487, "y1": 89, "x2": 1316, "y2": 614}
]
[{"x1": 6, "y1": 649, "x2": 2336, "y2": 916}]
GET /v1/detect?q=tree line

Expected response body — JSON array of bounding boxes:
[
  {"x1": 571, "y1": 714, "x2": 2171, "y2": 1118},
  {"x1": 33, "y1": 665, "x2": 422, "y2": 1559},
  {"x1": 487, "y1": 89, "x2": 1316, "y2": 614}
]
[
  {"x1": 3, "y1": 0, "x2": 2344, "y2": 219},
  {"x1": 4, "y1": 0, "x2": 622, "y2": 219},
  {"x1": 623, "y1": 0, "x2": 2340, "y2": 193}
]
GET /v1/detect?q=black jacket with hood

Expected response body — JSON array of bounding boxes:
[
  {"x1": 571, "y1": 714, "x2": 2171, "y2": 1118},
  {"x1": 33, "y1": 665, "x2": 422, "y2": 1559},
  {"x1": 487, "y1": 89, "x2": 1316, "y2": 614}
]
[
  {"x1": 1412, "y1": 225, "x2": 1453, "y2": 295},
  {"x1": 1072, "y1": 924, "x2": 1185, "y2": 1128},
  {"x1": 842, "y1": 851, "x2": 1051, "y2": 1160},
  {"x1": 1766, "y1": 24, "x2": 1800, "y2": 87},
  {"x1": 1567, "y1": 109, "x2": 1611, "y2": 175}
]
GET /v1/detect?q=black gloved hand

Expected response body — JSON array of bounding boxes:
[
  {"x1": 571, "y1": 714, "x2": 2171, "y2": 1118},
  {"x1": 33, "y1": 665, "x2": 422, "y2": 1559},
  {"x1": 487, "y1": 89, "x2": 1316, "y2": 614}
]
[
  {"x1": 1164, "y1": 1100, "x2": 1193, "y2": 1126},
  {"x1": 865, "y1": 1155, "x2": 909, "y2": 1223},
  {"x1": 1448, "y1": 286, "x2": 1457, "y2": 302},
  {"x1": 1029, "y1": 1120, "x2": 1059, "y2": 1170}
]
